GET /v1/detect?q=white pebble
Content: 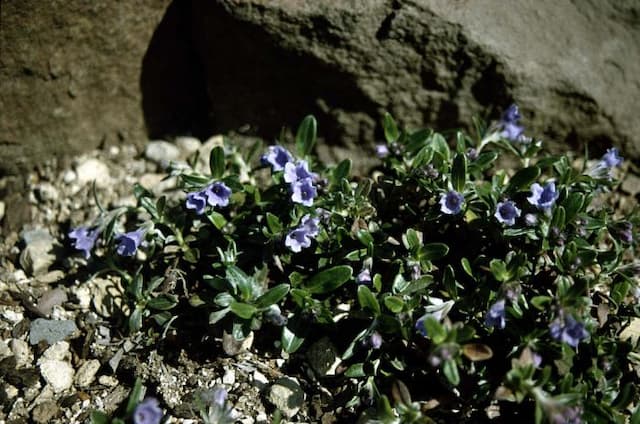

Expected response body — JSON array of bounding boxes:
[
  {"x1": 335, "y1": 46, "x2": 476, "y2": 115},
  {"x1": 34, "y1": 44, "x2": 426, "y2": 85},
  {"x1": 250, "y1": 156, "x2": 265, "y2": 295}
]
[
  {"x1": 40, "y1": 359, "x2": 74, "y2": 393},
  {"x1": 75, "y1": 158, "x2": 111, "y2": 188}
]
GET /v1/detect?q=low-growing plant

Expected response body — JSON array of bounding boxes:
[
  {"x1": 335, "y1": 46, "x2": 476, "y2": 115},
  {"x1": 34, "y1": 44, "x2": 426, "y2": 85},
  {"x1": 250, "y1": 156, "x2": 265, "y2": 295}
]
[{"x1": 71, "y1": 106, "x2": 640, "y2": 423}]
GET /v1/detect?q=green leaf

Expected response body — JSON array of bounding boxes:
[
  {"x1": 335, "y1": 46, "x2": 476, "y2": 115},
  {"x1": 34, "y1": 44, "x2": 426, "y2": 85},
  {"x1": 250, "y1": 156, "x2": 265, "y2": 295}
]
[
  {"x1": 125, "y1": 378, "x2": 143, "y2": 416},
  {"x1": 383, "y1": 295, "x2": 404, "y2": 313},
  {"x1": 550, "y1": 205, "x2": 566, "y2": 231},
  {"x1": 128, "y1": 307, "x2": 143, "y2": 333},
  {"x1": 382, "y1": 112, "x2": 399, "y2": 143},
  {"x1": 461, "y1": 258, "x2": 473, "y2": 277},
  {"x1": 563, "y1": 192, "x2": 584, "y2": 222},
  {"x1": 282, "y1": 324, "x2": 305, "y2": 353},
  {"x1": 146, "y1": 294, "x2": 178, "y2": 311},
  {"x1": 207, "y1": 210, "x2": 227, "y2": 230},
  {"x1": 490, "y1": 259, "x2": 510, "y2": 282},
  {"x1": 531, "y1": 296, "x2": 552, "y2": 310},
  {"x1": 451, "y1": 153, "x2": 467, "y2": 192},
  {"x1": 209, "y1": 307, "x2": 230, "y2": 324},
  {"x1": 90, "y1": 411, "x2": 110, "y2": 424},
  {"x1": 140, "y1": 196, "x2": 159, "y2": 220},
  {"x1": 230, "y1": 301, "x2": 257, "y2": 319},
  {"x1": 419, "y1": 243, "x2": 449, "y2": 261},
  {"x1": 255, "y1": 284, "x2": 290, "y2": 309},
  {"x1": 209, "y1": 146, "x2": 225, "y2": 178},
  {"x1": 357, "y1": 285, "x2": 380, "y2": 315},
  {"x1": 443, "y1": 359, "x2": 460, "y2": 386},
  {"x1": 424, "y1": 316, "x2": 446, "y2": 344},
  {"x1": 266, "y1": 212, "x2": 283, "y2": 234},
  {"x1": 443, "y1": 265, "x2": 458, "y2": 298},
  {"x1": 344, "y1": 363, "x2": 365, "y2": 377},
  {"x1": 226, "y1": 266, "x2": 252, "y2": 299},
  {"x1": 356, "y1": 229, "x2": 374, "y2": 248},
  {"x1": 304, "y1": 265, "x2": 353, "y2": 294},
  {"x1": 333, "y1": 159, "x2": 351, "y2": 182},
  {"x1": 505, "y1": 166, "x2": 541, "y2": 194},
  {"x1": 295, "y1": 115, "x2": 317, "y2": 157},
  {"x1": 431, "y1": 133, "x2": 450, "y2": 163}
]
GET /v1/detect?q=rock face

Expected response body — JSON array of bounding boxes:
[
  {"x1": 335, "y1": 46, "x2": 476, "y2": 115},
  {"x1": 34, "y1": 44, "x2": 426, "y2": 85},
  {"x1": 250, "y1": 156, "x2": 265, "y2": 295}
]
[
  {"x1": 2, "y1": 0, "x2": 639, "y2": 177},
  {"x1": 188, "y1": 0, "x2": 640, "y2": 160},
  {"x1": 0, "y1": 0, "x2": 170, "y2": 176}
]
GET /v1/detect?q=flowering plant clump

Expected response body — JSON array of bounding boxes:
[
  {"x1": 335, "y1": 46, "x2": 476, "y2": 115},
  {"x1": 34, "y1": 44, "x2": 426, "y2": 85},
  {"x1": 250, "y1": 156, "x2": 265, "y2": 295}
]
[{"x1": 72, "y1": 109, "x2": 640, "y2": 423}]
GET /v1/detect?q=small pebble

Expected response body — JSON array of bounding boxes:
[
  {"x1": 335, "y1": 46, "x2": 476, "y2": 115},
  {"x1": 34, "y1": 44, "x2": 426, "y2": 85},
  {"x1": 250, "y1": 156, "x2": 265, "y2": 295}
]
[
  {"x1": 175, "y1": 136, "x2": 201, "y2": 155},
  {"x1": 267, "y1": 377, "x2": 304, "y2": 418},
  {"x1": 75, "y1": 359, "x2": 101, "y2": 387},
  {"x1": 29, "y1": 318, "x2": 78, "y2": 345},
  {"x1": 75, "y1": 158, "x2": 111, "y2": 188},
  {"x1": 62, "y1": 170, "x2": 77, "y2": 184},
  {"x1": 145, "y1": 140, "x2": 180, "y2": 168},
  {"x1": 10, "y1": 339, "x2": 33, "y2": 368},
  {"x1": 0, "y1": 200, "x2": 5, "y2": 221},
  {"x1": 39, "y1": 359, "x2": 74, "y2": 393},
  {"x1": 222, "y1": 368, "x2": 236, "y2": 385},
  {"x1": 98, "y1": 375, "x2": 119, "y2": 387},
  {"x1": 41, "y1": 341, "x2": 71, "y2": 361},
  {"x1": 252, "y1": 370, "x2": 269, "y2": 389}
]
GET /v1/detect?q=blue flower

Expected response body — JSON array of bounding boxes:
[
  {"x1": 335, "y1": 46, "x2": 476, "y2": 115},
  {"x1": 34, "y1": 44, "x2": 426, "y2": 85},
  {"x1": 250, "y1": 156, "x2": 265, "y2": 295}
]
[
  {"x1": 601, "y1": 147, "x2": 623, "y2": 168},
  {"x1": 186, "y1": 190, "x2": 208, "y2": 215},
  {"x1": 301, "y1": 215, "x2": 320, "y2": 237},
  {"x1": 439, "y1": 191, "x2": 465, "y2": 215},
  {"x1": 264, "y1": 145, "x2": 293, "y2": 171},
  {"x1": 285, "y1": 228, "x2": 312, "y2": 252},
  {"x1": 68, "y1": 226, "x2": 99, "y2": 259},
  {"x1": 484, "y1": 299, "x2": 506, "y2": 329},
  {"x1": 356, "y1": 268, "x2": 372, "y2": 285},
  {"x1": 291, "y1": 178, "x2": 317, "y2": 206},
  {"x1": 284, "y1": 160, "x2": 315, "y2": 184},
  {"x1": 495, "y1": 200, "x2": 521, "y2": 226},
  {"x1": 527, "y1": 182, "x2": 559, "y2": 211},
  {"x1": 133, "y1": 397, "x2": 163, "y2": 424},
  {"x1": 549, "y1": 314, "x2": 588, "y2": 348},
  {"x1": 375, "y1": 144, "x2": 390, "y2": 158},
  {"x1": 285, "y1": 214, "x2": 320, "y2": 253},
  {"x1": 499, "y1": 104, "x2": 525, "y2": 141},
  {"x1": 205, "y1": 182, "x2": 232, "y2": 207},
  {"x1": 115, "y1": 228, "x2": 146, "y2": 257}
]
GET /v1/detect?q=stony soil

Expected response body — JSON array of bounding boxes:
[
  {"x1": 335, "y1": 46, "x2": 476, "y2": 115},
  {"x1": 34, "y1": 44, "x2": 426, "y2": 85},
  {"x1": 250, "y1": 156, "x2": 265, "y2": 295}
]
[
  {"x1": 1, "y1": 137, "x2": 639, "y2": 423},
  {"x1": 0, "y1": 137, "x2": 354, "y2": 424}
]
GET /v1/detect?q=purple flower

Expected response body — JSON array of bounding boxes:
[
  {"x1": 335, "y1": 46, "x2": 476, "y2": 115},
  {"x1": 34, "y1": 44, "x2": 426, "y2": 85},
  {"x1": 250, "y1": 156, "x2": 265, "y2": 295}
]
[
  {"x1": 527, "y1": 182, "x2": 559, "y2": 211},
  {"x1": 212, "y1": 387, "x2": 228, "y2": 407},
  {"x1": 617, "y1": 222, "x2": 633, "y2": 243},
  {"x1": 285, "y1": 228, "x2": 312, "y2": 253},
  {"x1": 550, "y1": 314, "x2": 588, "y2": 348},
  {"x1": 499, "y1": 104, "x2": 525, "y2": 141},
  {"x1": 495, "y1": 200, "x2": 521, "y2": 226},
  {"x1": 284, "y1": 160, "x2": 315, "y2": 184},
  {"x1": 285, "y1": 214, "x2": 321, "y2": 253},
  {"x1": 301, "y1": 214, "x2": 320, "y2": 236},
  {"x1": 375, "y1": 144, "x2": 390, "y2": 158},
  {"x1": 439, "y1": 191, "x2": 465, "y2": 215},
  {"x1": 205, "y1": 182, "x2": 232, "y2": 207},
  {"x1": 369, "y1": 332, "x2": 382, "y2": 349},
  {"x1": 68, "y1": 226, "x2": 99, "y2": 259},
  {"x1": 264, "y1": 145, "x2": 293, "y2": 171},
  {"x1": 133, "y1": 397, "x2": 163, "y2": 424},
  {"x1": 186, "y1": 190, "x2": 208, "y2": 215},
  {"x1": 601, "y1": 147, "x2": 623, "y2": 168},
  {"x1": 485, "y1": 299, "x2": 506, "y2": 329},
  {"x1": 291, "y1": 178, "x2": 317, "y2": 206},
  {"x1": 264, "y1": 304, "x2": 287, "y2": 326},
  {"x1": 115, "y1": 228, "x2": 146, "y2": 257},
  {"x1": 356, "y1": 268, "x2": 372, "y2": 285}
]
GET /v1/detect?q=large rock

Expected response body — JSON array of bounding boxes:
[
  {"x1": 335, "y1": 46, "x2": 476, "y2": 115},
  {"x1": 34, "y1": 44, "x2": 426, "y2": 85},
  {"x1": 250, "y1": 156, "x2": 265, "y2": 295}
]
[
  {"x1": 189, "y1": 0, "x2": 640, "y2": 163},
  {"x1": 0, "y1": 0, "x2": 170, "y2": 176}
]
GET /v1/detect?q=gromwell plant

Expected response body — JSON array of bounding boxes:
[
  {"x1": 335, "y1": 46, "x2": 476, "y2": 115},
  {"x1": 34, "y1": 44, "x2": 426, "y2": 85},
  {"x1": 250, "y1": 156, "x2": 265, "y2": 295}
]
[{"x1": 72, "y1": 110, "x2": 640, "y2": 423}]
